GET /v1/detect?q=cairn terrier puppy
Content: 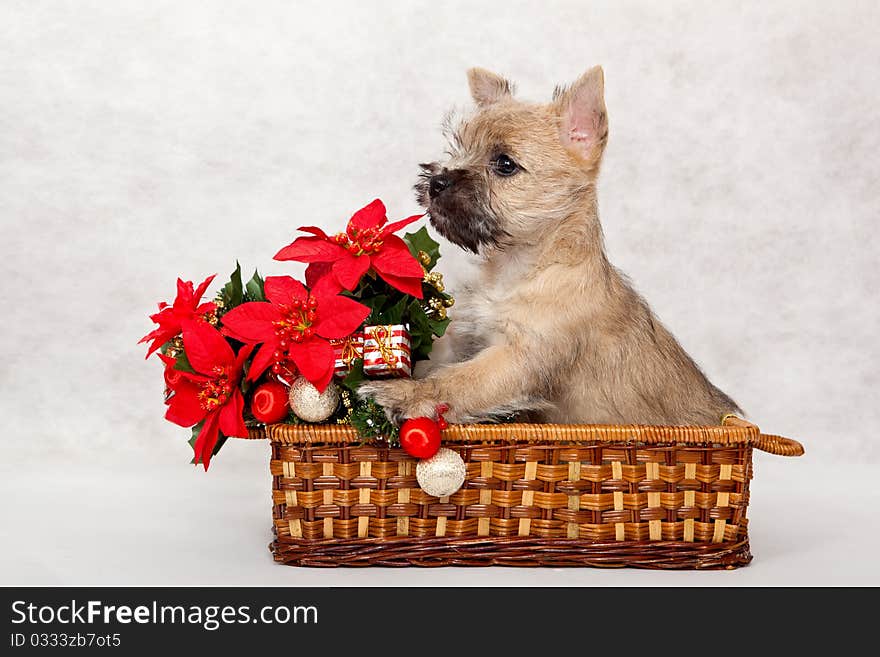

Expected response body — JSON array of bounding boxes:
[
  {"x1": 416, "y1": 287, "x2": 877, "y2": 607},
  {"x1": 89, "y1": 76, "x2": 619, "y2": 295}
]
[{"x1": 360, "y1": 66, "x2": 740, "y2": 425}]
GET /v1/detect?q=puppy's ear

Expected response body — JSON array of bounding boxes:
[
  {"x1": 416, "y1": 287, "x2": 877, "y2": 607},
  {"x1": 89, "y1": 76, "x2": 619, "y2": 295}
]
[
  {"x1": 553, "y1": 66, "x2": 608, "y2": 165},
  {"x1": 467, "y1": 68, "x2": 513, "y2": 107}
]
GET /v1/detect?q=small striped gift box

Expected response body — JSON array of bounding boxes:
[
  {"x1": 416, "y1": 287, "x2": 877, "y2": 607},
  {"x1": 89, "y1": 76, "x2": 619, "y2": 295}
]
[
  {"x1": 362, "y1": 324, "x2": 412, "y2": 377},
  {"x1": 329, "y1": 332, "x2": 364, "y2": 377}
]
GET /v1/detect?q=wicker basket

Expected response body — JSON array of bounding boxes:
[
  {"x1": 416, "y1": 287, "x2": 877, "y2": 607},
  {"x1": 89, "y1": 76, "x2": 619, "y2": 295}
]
[{"x1": 244, "y1": 416, "x2": 802, "y2": 569}]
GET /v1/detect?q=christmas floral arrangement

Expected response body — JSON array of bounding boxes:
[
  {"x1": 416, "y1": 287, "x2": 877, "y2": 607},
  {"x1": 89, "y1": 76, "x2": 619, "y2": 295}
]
[{"x1": 141, "y1": 200, "x2": 454, "y2": 470}]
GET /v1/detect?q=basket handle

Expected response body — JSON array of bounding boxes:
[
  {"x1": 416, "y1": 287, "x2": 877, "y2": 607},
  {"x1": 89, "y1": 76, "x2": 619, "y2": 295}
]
[
  {"x1": 247, "y1": 418, "x2": 805, "y2": 456},
  {"x1": 722, "y1": 415, "x2": 804, "y2": 457}
]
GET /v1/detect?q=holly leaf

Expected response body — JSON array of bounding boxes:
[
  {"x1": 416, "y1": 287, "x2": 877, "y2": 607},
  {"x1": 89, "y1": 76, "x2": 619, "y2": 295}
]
[
  {"x1": 428, "y1": 314, "x2": 450, "y2": 337},
  {"x1": 159, "y1": 341, "x2": 195, "y2": 372},
  {"x1": 188, "y1": 421, "x2": 203, "y2": 464},
  {"x1": 403, "y1": 301, "x2": 430, "y2": 360},
  {"x1": 341, "y1": 359, "x2": 365, "y2": 392},
  {"x1": 245, "y1": 269, "x2": 265, "y2": 302},
  {"x1": 173, "y1": 350, "x2": 195, "y2": 373},
  {"x1": 239, "y1": 363, "x2": 253, "y2": 395},
  {"x1": 383, "y1": 294, "x2": 410, "y2": 325},
  {"x1": 212, "y1": 434, "x2": 229, "y2": 457},
  {"x1": 358, "y1": 293, "x2": 388, "y2": 324},
  {"x1": 403, "y1": 226, "x2": 440, "y2": 270},
  {"x1": 188, "y1": 423, "x2": 229, "y2": 464},
  {"x1": 219, "y1": 262, "x2": 244, "y2": 309},
  {"x1": 406, "y1": 299, "x2": 430, "y2": 335}
]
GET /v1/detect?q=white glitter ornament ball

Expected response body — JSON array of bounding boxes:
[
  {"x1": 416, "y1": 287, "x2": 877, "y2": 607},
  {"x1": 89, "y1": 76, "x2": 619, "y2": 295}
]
[
  {"x1": 288, "y1": 376, "x2": 340, "y2": 423},
  {"x1": 416, "y1": 448, "x2": 467, "y2": 497}
]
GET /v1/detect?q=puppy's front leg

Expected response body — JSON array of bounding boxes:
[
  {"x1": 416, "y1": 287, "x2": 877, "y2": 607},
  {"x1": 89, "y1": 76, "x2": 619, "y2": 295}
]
[{"x1": 359, "y1": 344, "x2": 545, "y2": 424}]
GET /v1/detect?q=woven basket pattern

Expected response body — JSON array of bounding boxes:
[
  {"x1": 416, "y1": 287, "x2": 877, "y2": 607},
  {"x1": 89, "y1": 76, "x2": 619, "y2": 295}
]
[
  {"x1": 271, "y1": 442, "x2": 751, "y2": 543},
  {"x1": 253, "y1": 419, "x2": 801, "y2": 568}
]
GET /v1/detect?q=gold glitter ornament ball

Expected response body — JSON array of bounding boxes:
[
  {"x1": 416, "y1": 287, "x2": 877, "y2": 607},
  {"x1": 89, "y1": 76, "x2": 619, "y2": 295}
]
[
  {"x1": 288, "y1": 376, "x2": 340, "y2": 422},
  {"x1": 416, "y1": 448, "x2": 467, "y2": 497}
]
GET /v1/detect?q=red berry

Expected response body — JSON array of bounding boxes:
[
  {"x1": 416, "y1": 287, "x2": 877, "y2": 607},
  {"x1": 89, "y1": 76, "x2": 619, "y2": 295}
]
[
  {"x1": 250, "y1": 381, "x2": 290, "y2": 424},
  {"x1": 399, "y1": 417, "x2": 441, "y2": 459}
]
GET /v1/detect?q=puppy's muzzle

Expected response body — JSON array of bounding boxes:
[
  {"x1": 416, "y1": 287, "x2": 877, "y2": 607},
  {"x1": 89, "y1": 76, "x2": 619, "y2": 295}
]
[{"x1": 428, "y1": 169, "x2": 464, "y2": 199}]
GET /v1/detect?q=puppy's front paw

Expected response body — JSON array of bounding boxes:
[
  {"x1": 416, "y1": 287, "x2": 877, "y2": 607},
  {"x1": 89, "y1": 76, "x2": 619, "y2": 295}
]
[{"x1": 357, "y1": 379, "x2": 438, "y2": 425}]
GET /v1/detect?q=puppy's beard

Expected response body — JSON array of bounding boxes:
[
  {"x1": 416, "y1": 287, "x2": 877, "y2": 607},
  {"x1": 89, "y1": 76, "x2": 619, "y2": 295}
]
[{"x1": 415, "y1": 170, "x2": 505, "y2": 254}]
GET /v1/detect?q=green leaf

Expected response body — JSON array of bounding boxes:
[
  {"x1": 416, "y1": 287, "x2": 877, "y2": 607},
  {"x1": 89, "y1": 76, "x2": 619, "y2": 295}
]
[
  {"x1": 403, "y1": 301, "x2": 429, "y2": 361},
  {"x1": 406, "y1": 300, "x2": 430, "y2": 333},
  {"x1": 403, "y1": 226, "x2": 441, "y2": 270},
  {"x1": 360, "y1": 294, "x2": 388, "y2": 324},
  {"x1": 383, "y1": 294, "x2": 409, "y2": 325},
  {"x1": 188, "y1": 422, "x2": 203, "y2": 464},
  {"x1": 212, "y1": 434, "x2": 229, "y2": 457},
  {"x1": 428, "y1": 316, "x2": 450, "y2": 338},
  {"x1": 239, "y1": 370, "x2": 252, "y2": 396},
  {"x1": 219, "y1": 261, "x2": 244, "y2": 308},
  {"x1": 341, "y1": 359, "x2": 366, "y2": 392},
  {"x1": 159, "y1": 341, "x2": 195, "y2": 373},
  {"x1": 245, "y1": 269, "x2": 264, "y2": 302},
  {"x1": 188, "y1": 423, "x2": 229, "y2": 464},
  {"x1": 174, "y1": 350, "x2": 195, "y2": 373}
]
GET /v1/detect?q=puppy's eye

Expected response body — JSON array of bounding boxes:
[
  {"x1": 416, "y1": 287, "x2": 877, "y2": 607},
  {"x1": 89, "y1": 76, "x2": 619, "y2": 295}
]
[{"x1": 491, "y1": 153, "x2": 519, "y2": 177}]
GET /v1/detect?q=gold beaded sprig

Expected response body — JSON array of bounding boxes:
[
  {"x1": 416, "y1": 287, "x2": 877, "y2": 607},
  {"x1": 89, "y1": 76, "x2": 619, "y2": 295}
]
[
  {"x1": 426, "y1": 296, "x2": 450, "y2": 320},
  {"x1": 419, "y1": 252, "x2": 455, "y2": 319},
  {"x1": 210, "y1": 296, "x2": 227, "y2": 322},
  {"x1": 424, "y1": 271, "x2": 445, "y2": 292},
  {"x1": 164, "y1": 335, "x2": 185, "y2": 359},
  {"x1": 337, "y1": 389, "x2": 355, "y2": 425},
  {"x1": 419, "y1": 251, "x2": 445, "y2": 292}
]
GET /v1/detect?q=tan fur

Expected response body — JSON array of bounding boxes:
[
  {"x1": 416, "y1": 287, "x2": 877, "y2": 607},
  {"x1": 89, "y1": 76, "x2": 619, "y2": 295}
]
[{"x1": 360, "y1": 67, "x2": 740, "y2": 425}]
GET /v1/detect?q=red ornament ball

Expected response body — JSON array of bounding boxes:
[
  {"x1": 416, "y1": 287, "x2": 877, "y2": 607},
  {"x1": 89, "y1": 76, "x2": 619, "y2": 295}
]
[
  {"x1": 399, "y1": 417, "x2": 441, "y2": 459},
  {"x1": 250, "y1": 381, "x2": 290, "y2": 424}
]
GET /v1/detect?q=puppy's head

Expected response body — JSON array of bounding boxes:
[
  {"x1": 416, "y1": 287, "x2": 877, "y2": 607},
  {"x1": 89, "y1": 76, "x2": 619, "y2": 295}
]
[{"x1": 416, "y1": 67, "x2": 608, "y2": 254}]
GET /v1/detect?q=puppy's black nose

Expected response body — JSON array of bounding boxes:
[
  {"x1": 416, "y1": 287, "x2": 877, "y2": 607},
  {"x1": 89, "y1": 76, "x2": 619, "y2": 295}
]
[{"x1": 429, "y1": 173, "x2": 453, "y2": 198}]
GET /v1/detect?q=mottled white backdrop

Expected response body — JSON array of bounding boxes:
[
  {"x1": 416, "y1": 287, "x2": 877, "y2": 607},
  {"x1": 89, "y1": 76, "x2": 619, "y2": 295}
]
[{"x1": 0, "y1": 1, "x2": 878, "y2": 585}]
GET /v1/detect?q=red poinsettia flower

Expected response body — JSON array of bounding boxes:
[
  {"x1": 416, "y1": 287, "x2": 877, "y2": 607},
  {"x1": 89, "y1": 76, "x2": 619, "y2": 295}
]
[
  {"x1": 219, "y1": 275, "x2": 370, "y2": 392},
  {"x1": 139, "y1": 275, "x2": 216, "y2": 358},
  {"x1": 161, "y1": 321, "x2": 254, "y2": 470},
  {"x1": 273, "y1": 199, "x2": 425, "y2": 298},
  {"x1": 158, "y1": 353, "x2": 185, "y2": 391}
]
